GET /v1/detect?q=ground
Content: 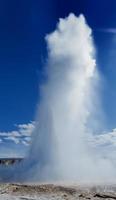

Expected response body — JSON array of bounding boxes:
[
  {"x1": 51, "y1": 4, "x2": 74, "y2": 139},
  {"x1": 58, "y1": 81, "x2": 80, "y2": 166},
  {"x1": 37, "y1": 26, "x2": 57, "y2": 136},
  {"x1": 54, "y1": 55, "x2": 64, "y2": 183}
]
[{"x1": 0, "y1": 183, "x2": 116, "y2": 199}]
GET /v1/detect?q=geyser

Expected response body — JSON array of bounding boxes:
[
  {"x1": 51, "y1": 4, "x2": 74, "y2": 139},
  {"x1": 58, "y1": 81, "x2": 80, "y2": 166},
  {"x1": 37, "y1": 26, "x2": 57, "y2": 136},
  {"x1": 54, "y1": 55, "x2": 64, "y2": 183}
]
[
  {"x1": 1, "y1": 13, "x2": 115, "y2": 183},
  {"x1": 27, "y1": 13, "x2": 116, "y2": 182}
]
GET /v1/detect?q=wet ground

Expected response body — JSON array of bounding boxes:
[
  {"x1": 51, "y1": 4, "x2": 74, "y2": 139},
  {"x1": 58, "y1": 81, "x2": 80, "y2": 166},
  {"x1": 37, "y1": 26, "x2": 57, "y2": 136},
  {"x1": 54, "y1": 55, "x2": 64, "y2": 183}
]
[{"x1": 0, "y1": 183, "x2": 116, "y2": 199}]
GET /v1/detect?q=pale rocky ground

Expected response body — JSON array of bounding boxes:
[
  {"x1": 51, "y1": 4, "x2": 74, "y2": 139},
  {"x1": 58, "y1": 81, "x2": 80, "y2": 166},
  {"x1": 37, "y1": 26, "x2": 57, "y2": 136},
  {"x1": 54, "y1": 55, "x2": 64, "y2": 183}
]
[{"x1": 0, "y1": 183, "x2": 116, "y2": 199}]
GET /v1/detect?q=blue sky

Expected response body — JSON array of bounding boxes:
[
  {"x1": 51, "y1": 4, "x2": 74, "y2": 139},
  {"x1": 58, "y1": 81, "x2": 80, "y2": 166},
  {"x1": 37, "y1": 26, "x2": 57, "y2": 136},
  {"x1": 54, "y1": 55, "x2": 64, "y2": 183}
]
[{"x1": 0, "y1": 0, "x2": 116, "y2": 156}]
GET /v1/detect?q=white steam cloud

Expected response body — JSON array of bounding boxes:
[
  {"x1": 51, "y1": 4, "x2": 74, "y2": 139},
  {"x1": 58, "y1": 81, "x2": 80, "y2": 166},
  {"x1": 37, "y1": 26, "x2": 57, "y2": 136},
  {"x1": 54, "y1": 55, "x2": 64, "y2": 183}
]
[{"x1": 27, "y1": 13, "x2": 116, "y2": 182}]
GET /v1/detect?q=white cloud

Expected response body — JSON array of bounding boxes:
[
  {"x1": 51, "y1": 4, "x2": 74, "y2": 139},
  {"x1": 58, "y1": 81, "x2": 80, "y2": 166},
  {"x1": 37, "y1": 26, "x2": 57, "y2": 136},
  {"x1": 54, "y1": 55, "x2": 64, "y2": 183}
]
[
  {"x1": 24, "y1": 137, "x2": 31, "y2": 142},
  {"x1": 0, "y1": 121, "x2": 35, "y2": 146},
  {"x1": 17, "y1": 121, "x2": 35, "y2": 136},
  {"x1": 90, "y1": 129, "x2": 116, "y2": 147},
  {"x1": 4, "y1": 136, "x2": 20, "y2": 144},
  {"x1": 22, "y1": 140, "x2": 30, "y2": 146},
  {"x1": 0, "y1": 131, "x2": 20, "y2": 137},
  {"x1": 99, "y1": 28, "x2": 116, "y2": 34}
]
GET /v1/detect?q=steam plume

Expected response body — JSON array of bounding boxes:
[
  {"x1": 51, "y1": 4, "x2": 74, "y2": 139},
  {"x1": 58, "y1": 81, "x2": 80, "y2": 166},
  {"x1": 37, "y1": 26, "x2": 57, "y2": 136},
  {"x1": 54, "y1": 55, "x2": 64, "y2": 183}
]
[{"x1": 28, "y1": 13, "x2": 116, "y2": 182}]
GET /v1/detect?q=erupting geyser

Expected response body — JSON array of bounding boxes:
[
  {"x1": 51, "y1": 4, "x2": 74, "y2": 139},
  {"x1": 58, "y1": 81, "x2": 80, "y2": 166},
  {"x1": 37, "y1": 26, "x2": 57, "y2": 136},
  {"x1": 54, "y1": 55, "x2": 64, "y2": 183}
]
[
  {"x1": 28, "y1": 13, "x2": 116, "y2": 182},
  {"x1": 1, "y1": 13, "x2": 115, "y2": 183}
]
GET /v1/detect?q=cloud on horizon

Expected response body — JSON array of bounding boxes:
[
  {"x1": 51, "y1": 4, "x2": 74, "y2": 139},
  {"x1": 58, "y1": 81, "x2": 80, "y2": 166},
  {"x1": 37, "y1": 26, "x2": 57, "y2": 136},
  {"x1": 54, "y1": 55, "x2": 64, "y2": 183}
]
[
  {"x1": 90, "y1": 128, "x2": 116, "y2": 147},
  {"x1": 0, "y1": 121, "x2": 35, "y2": 146},
  {"x1": 0, "y1": 120, "x2": 116, "y2": 159}
]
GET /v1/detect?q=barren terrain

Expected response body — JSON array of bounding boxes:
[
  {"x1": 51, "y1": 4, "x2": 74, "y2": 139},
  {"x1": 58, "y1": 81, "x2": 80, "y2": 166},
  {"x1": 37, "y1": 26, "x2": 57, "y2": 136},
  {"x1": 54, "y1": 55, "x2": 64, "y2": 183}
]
[{"x1": 0, "y1": 183, "x2": 116, "y2": 199}]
